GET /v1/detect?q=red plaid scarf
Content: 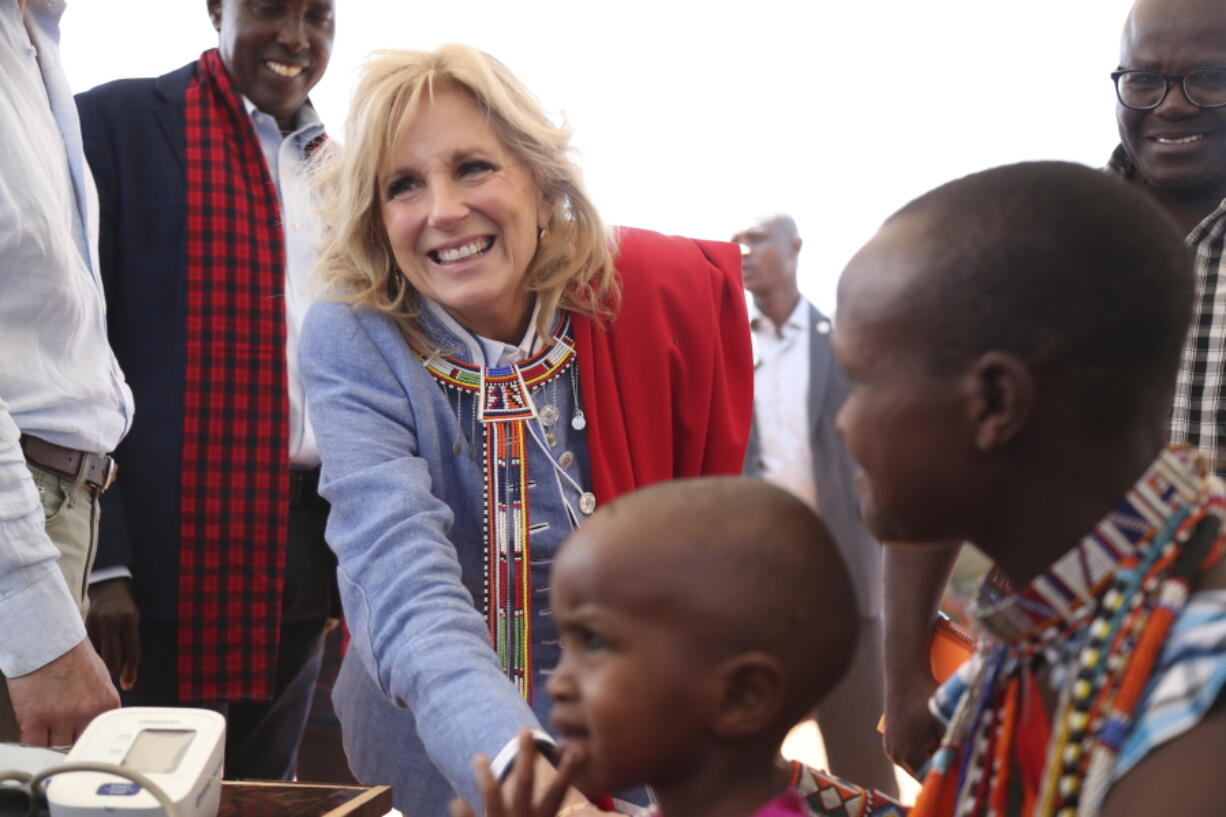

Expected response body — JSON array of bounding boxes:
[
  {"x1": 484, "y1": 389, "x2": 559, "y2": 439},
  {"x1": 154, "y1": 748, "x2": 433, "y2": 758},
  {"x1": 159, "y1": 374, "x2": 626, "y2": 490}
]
[{"x1": 178, "y1": 48, "x2": 288, "y2": 702}]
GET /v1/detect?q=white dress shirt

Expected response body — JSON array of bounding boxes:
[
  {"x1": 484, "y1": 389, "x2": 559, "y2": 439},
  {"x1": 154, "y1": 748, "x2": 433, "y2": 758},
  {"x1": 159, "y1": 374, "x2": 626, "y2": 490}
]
[
  {"x1": 246, "y1": 98, "x2": 326, "y2": 467},
  {"x1": 423, "y1": 297, "x2": 548, "y2": 367},
  {"x1": 751, "y1": 297, "x2": 820, "y2": 511},
  {"x1": 0, "y1": 0, "x2": 134, "y2": 676}
]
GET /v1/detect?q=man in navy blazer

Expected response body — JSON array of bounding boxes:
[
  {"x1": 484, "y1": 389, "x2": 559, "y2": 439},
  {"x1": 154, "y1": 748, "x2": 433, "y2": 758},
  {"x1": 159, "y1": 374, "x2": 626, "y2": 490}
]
[
  {"x1": 737, "y1": 214, "x2": 897, "y2": 796},
  {"x1": 74, "y1": 0, "x2": 338, "y2": 780}
]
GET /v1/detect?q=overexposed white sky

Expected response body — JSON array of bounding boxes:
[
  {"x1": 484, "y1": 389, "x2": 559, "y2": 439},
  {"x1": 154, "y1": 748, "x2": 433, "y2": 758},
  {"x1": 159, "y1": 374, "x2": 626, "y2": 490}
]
[{"x1": 60, "y1": 0, "x2": 1135, "y2": 314}]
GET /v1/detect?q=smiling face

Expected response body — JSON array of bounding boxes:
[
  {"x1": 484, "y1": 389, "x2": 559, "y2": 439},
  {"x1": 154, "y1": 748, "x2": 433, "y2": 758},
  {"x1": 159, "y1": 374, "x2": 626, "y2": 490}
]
[
  {"x1": 1117, "y1": 0, "x2": 1226, "y2": 200},
  {"x1": 546, "y1": 524, "x2": 719, "y2": 798},
  {"x1": 833, "y1": 219, "x2": 978, "y2": 543},
  {"x1": 380, "y1": 85, "x2": 549, "y2": 343},
  {"x1": 208, "y1": 0, "x2": 334, "y2": 132}
]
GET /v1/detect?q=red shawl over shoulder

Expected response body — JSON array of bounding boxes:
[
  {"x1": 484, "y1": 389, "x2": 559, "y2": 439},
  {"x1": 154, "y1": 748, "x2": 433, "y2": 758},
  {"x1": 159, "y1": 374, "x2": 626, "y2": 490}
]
[{"x1": 572, "y1": 226, "x2": 753, "y2": 502}]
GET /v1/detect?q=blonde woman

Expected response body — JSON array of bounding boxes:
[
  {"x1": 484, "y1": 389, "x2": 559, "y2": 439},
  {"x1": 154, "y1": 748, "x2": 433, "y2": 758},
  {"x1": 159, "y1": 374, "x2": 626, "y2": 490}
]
[{"x1": 301, "y1": 45, "x2": 752, "y2": 815}]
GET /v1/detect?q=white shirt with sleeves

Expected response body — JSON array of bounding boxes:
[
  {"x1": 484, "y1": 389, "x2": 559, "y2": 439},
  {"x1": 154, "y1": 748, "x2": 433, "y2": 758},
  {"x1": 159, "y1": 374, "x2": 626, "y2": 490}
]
[
  {"x1": 751, "y1": 297, "x2": 819, "y2": 511},
  {"x1": 0, "y1": 0, "x2": 134, "y2": 676},
  {"x1": 245, "y1": 97, "x2": 326, "y2": 467}
]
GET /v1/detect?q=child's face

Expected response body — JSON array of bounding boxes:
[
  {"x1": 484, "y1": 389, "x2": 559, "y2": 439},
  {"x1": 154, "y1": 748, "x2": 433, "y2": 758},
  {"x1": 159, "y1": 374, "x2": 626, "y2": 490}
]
[
  {"x1": 832, "y1": 222, "x2": 974, "y2": 543},
  {"x1": 546, "y1": 527, "x2": 719, "y2": 797}
]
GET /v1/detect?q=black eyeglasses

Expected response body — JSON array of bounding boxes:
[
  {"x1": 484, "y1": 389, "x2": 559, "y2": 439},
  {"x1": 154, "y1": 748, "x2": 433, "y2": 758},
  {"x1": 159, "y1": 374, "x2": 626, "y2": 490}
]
[{"x1": 1111, "y1": 68, "x2": 1226, "y2": 110}]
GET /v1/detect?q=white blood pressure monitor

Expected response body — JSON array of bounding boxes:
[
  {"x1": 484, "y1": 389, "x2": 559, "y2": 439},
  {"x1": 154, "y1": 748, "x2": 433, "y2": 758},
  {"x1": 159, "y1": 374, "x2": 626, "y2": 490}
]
[{"x1": 45, "y1": 708, "x2": 224, "y2": 817}]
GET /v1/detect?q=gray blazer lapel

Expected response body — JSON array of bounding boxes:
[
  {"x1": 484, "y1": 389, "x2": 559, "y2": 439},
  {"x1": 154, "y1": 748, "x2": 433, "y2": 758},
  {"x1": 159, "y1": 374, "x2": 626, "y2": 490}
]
[{"x1": 806, "y1": 302, "x2": 834, "y2": 436}]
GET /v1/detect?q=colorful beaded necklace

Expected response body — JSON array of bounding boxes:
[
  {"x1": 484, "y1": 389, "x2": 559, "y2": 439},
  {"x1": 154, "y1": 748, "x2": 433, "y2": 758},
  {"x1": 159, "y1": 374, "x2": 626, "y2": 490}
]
[
  {"x1": 910, "y1": 446, "x2": 1226, "y2": 817},
  {"x1": 420, "y1": 314, "x2": 579, "y2": 703}
]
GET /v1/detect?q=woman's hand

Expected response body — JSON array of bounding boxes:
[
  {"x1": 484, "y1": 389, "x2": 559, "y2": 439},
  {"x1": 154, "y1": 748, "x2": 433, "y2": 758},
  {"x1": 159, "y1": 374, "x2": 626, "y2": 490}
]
[{"x1": 450, "y1": 730, "x2": 620, "y2": 817}]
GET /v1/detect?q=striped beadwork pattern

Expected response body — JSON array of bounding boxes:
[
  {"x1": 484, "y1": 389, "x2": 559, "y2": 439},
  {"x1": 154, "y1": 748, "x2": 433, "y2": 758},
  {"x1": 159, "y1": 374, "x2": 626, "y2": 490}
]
[
  {"x1": 791, "y1": 761, "x2": 909, "y2": 817},
  {"x1": 421, "y1": 315, "x2": 577, "y2": 701},
  {"x1": 911, "y1": 446, "x2": 1226, "y2": 817}
]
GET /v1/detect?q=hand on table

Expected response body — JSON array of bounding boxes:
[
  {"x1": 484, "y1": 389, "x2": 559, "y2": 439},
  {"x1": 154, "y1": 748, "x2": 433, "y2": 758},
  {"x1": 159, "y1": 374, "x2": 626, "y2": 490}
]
[{"x1": 5, "y1": 639, "x2": 119, "y2": 746}]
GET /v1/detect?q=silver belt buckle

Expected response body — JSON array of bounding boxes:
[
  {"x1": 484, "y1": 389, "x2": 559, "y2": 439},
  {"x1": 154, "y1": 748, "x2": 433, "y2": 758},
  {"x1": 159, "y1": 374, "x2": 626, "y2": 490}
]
[{"x1": 98, "y1": 456, "x2": 118, "y2": 493}]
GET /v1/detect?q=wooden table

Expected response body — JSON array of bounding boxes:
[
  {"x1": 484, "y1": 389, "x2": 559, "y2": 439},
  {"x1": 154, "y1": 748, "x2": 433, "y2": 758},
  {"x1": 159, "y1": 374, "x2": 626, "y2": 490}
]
[{"x1": 219, "y1": 781, "x2": 392, "y2": 817}]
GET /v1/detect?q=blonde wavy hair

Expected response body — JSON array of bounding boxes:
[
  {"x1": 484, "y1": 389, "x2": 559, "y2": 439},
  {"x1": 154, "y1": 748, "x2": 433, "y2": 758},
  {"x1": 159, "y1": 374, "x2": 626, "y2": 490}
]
[{"x1": 313, "y1": 45, "x2": 619, "y2": 352}]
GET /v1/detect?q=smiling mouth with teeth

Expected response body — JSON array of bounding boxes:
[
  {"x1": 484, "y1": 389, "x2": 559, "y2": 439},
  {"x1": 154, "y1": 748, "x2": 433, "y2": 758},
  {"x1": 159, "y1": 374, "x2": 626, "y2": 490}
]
[
  {"x1": 430, "y1": 237, "x2": 495, "y2": 265},
  {"x1": 266, "y1": 61, "x2": 304, "y2": 79},
  {"x1": 1153, "y1": 134, "x2": 1206, "y2": 145}
]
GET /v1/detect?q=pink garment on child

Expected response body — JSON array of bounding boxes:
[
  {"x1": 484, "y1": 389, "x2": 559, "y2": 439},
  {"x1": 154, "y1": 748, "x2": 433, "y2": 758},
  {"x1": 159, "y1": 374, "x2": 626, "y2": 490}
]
[{"x1": 749, "y1": 789, "x2": 808, "y2": 817}]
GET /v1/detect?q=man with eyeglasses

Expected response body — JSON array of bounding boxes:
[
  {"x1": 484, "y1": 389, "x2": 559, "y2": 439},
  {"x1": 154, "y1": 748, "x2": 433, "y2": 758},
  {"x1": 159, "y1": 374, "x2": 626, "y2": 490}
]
[
  {"x1": 879, "y1": 0, "x2": 1226, "y2": 812},
  {"x1": 1110, "y1": 0, "x2": 1226, "y2": 479}
]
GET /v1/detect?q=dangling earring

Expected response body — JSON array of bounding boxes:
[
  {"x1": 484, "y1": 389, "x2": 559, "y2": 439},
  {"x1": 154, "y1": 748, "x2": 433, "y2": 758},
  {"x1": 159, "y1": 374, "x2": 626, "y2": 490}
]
[{"x1": 537, "y1": 225, "x2": 549, "y2": 242}]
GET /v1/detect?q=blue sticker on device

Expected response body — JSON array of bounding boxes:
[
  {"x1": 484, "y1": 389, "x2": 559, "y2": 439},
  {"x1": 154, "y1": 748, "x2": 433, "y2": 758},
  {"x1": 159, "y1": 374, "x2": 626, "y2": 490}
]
[{"x1": 97, "y1": 782, "x2": 143, "y2": 796}]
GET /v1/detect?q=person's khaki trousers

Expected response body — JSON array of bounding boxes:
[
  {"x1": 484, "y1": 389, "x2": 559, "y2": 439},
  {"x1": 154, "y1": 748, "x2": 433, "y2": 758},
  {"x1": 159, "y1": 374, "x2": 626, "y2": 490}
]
[{"x1": 0, "y1": 462, "x2": 99, "y2": 742}]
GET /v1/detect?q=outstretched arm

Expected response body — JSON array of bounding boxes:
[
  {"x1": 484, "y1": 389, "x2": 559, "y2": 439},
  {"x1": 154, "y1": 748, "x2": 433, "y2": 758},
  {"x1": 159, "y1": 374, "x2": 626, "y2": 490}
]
[{"x1": 301, "y1": 302, "x2": 547, "y2": 807}]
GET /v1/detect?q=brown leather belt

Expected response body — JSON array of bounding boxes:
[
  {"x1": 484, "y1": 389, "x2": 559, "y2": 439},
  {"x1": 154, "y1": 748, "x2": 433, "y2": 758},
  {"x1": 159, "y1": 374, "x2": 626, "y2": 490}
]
[{"x1": 19, "y1": 434, "x2": 118, "y2": 493}]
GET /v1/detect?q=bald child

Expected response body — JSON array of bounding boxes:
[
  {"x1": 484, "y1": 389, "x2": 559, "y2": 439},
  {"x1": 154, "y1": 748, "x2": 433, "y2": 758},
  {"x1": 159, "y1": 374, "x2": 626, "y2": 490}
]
[{"x1": 458, "y1": 477, "x2": 907, "y2": 817}]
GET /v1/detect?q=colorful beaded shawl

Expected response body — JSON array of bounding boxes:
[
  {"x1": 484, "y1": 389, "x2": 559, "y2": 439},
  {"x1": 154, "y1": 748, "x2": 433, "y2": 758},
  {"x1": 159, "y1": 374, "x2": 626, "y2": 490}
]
[
  {"x1": 911, "y1": 445, "x2": 1226, "y2": 817},
  {"x1": 420, "y1": 314, "x2": 578, "y2": 703}
]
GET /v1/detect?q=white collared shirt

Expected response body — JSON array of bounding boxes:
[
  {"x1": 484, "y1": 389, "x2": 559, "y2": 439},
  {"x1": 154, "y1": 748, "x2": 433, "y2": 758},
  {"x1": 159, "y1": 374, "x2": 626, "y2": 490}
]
[
  {"x1": 423, "y1": 298, "x2": 548, "y2": 367},
  {"x1": 0, "y1": 0, "x2": 135, "y2": 675},
  {"x1": 245, "y1": 97, "x2": 325, "y2": 466},
  {"x1": 751, "y1": 297, "x2": 819, "y2": 512}
]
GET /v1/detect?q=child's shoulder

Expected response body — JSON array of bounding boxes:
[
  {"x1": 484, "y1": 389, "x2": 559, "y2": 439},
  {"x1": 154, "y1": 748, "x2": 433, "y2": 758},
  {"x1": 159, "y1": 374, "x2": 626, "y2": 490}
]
[{"x1": 790, "y1": 762, "x2": 909, "y2": 817}]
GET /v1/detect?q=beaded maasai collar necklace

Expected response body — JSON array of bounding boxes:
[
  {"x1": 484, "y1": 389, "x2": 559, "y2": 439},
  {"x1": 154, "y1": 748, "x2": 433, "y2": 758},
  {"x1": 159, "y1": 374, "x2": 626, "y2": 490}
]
[
  {"x1": 973, "y1": 445, "x2": 1210, "y2": 648},
  {"x1": 420, "y1": 313, "x2": 580, "y2": 703},
  {"x1": 911, "y1": 445, "x2": 1226, "y2": 817}
]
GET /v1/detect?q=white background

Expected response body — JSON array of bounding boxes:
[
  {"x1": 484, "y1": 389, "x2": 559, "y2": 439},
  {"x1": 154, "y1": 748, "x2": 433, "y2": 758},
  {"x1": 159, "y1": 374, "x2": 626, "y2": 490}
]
[{"x1": 61, "y1": 0, "x2": 1135, "y2": 314}]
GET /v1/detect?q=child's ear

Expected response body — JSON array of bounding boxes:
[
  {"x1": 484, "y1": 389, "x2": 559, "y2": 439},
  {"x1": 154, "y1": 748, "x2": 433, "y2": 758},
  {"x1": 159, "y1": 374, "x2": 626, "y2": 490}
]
[
  {"x1": 708, "y1": 652, "x2": 787, "y2": 739},
  {"x1": 963, "y1": 351, "x2": 1033, "y2": 451}
]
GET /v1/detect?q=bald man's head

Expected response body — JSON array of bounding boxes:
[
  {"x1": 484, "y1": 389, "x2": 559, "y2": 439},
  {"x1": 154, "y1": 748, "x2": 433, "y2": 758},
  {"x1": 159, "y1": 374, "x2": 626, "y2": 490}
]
[
  {"x1": 1116, "y1": 0, "x2": 1226, "y2": 200},
  {"x1": 734, "y1": 214, "x2": 803, "y2": 299}
]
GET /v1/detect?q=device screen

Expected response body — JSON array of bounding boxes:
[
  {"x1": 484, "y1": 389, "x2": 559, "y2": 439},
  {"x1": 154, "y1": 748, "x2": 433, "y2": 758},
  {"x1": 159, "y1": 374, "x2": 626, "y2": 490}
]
[{"x1": 120, "y1": 729, "x2": 195, "y2": 774}]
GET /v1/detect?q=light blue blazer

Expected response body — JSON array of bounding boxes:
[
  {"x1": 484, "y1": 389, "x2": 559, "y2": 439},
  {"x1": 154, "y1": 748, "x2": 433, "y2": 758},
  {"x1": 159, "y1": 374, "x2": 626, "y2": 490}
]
[{"x1": 301, "y1": 300, "x2": 591, "y2": 815}]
